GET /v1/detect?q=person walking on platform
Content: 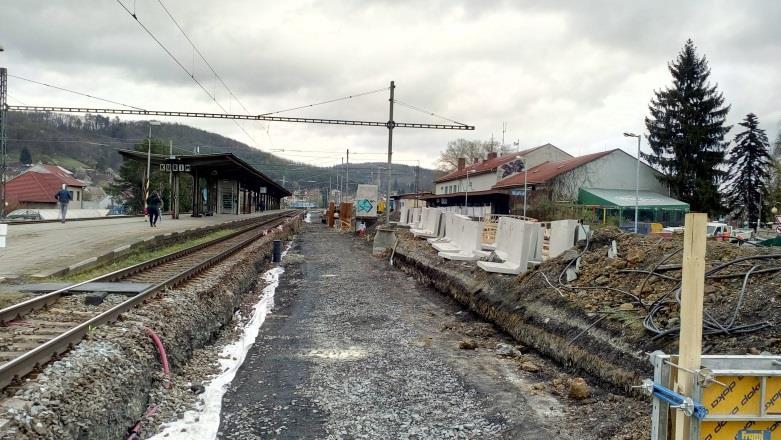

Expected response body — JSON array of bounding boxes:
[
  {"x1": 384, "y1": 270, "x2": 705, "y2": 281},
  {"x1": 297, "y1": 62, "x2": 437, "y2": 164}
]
[
  {"x1": 146, "y1": 190, "x2": 162, "y2": 228},
  {"x1": 54, "y1": 184, "x2": 72, "y2": 223}
]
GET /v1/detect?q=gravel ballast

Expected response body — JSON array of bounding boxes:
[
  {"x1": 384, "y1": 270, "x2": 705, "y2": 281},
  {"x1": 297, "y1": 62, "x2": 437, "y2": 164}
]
[
  {"x1": 0, "y1": 216, "x2": 301, "y2": 440},
  {"x1": 213, "y1": 220, "x2": 641, "y2": 439}
]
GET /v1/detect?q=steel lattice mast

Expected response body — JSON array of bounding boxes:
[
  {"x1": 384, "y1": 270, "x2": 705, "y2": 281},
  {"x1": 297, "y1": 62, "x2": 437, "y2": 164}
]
[{"x1": 5, "y1": 79, "x2": 475, "y2": 223}]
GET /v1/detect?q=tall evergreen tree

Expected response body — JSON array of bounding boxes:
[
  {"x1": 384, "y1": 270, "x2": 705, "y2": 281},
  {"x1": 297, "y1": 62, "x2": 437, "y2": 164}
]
[
  {"x1": 768, "y1": 130, "x2": 781, "y2": 212},
  {"x1": 18, "y1": 147, "x2": 32, "y2": 165},
  {"x1": 723, "y1": 113, "x2": 772, "y2": 228},
  {"x1": 644, "y1": 39, "x2": 731, "y2": 214}
]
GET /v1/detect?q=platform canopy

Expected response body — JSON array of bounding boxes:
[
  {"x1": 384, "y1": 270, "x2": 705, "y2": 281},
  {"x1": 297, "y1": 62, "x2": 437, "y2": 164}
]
[
  {"x1": 578, "y1": 188, "x2": 689, "y2": 210},
  {"x1": 118, "y1": 150, "x2": 291, "y2": 197}
]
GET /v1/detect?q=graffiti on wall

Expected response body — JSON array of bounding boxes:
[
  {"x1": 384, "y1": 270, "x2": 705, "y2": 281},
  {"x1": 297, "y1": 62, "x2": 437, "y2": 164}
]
[
  {"x1": 356, "y1": 184, "x2": 379, "y2": 217},
  {"x1": 498, "y1": 158, "x2": 525, "y2": 179}
]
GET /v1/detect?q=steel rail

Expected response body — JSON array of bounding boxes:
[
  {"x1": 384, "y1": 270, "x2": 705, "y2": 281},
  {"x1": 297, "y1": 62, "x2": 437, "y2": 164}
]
[
  {"x1": 7, "y1": 105, "x2": 476, "y2": 130},
  {"x1": 0, "y1": 212, "x2": 292, "y2": 325},
  {"x1": 0, "y1": 210, "x2": 301, "y2": 389}
]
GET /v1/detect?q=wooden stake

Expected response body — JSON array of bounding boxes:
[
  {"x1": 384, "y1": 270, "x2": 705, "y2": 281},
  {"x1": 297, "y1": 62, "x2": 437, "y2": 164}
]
[{"x1": 674, "y1": 212, "x2": 707, "y2": 440}]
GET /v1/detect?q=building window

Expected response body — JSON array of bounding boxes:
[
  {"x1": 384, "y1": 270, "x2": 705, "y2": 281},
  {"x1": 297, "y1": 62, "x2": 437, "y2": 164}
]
[{"x1": 68, "y1": 191, "x2": 74, "y2": 200}]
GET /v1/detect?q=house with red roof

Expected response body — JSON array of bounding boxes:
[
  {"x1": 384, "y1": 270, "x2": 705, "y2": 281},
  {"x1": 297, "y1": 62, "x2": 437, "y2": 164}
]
[
  {"x1": 424, "y1": 146, "x2": 684, "y2": 223},
  {"x1": 5, "y1": 164, "x2": 86, "y2": 212}
]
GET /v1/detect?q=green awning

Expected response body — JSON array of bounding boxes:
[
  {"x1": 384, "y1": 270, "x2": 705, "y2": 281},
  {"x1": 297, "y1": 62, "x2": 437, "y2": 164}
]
[{"x1": 578, "y1": 188, "x2": 689, "y2": 210}]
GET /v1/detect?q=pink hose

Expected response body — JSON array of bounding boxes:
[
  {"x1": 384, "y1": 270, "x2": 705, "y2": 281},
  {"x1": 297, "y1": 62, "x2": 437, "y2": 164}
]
[{"x1": 145, "y1": 327, "x2": 171, "y2": 389}]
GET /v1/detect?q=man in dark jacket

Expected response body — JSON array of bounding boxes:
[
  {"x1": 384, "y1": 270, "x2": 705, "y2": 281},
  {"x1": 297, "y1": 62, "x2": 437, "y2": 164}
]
[
  {"x1": 54, "y1": 184, "x2": 72, "y2": 223},
  {"x1": 146, "y1": 190, "x2": 162, "y2": 227}
]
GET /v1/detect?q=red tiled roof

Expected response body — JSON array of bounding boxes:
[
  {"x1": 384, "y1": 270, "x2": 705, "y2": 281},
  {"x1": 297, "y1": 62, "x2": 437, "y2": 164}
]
[
  {"x1": 6, "y1": 165, "x2": 85, "y2": 205},
  {"x1": 27, "y1": 164, "x2": 85, "y2": 187},
  {"x1": 493, "y1": 150, "x2": 615, "y2": 189},
  {"x1": 435, "y1": 144, "x2": 550, "y2": 183}
]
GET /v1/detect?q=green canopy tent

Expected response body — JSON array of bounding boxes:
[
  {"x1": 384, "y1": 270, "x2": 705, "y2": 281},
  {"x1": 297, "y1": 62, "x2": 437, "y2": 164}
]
[{"x1": 577, "y1": 188, "x2": 690, "y2": 226}]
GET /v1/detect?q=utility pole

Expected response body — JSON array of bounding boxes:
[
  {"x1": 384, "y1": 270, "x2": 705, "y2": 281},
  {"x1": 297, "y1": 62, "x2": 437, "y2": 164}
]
[
  {"x1": 414, "y1": 163, "x2": 420, "y2": 208},
  {"x1": 346, "y1": 148, "x2": 349, "y2": 201},
  {"x1": 0, "y1": 67, "x2": 7, "y2": 218},
  {"x1": 502, "y1": 121, "x2": 507, "y2": 150},
  {"x1": 385, "y1": 80, "x2": 395, "y2": 224},
  {"x1": 169, "y1": 140, "x2": 173, "y2": 215}
]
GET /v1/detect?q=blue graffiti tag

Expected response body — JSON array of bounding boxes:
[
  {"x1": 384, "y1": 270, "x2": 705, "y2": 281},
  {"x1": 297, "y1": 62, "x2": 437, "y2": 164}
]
[{"x1": 356, "y1": 199, "x2": 374, "y2": 213}]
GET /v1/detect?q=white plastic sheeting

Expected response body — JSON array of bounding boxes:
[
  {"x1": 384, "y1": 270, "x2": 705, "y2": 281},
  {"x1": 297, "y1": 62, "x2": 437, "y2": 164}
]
[{"x1": 149, "y1": 243, "x2": 291, "y2": 440}]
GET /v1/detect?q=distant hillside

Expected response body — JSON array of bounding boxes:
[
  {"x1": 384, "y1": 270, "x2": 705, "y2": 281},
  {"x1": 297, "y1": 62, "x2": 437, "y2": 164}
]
[{"x1": 4, "y1": 111, "x2": 434, "y2": 194}]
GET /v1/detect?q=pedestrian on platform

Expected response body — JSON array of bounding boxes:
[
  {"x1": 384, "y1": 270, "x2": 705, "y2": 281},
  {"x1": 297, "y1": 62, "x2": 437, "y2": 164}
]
[
  {"x1": 146, "y1": 190, "x2": 162, "y2": 228},
  {"x1": 54, "y1": 184, "x2": 72, "y2": 223}
]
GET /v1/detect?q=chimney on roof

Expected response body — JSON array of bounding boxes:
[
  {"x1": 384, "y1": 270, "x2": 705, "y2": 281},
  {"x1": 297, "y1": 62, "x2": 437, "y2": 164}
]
[
  {"x1": 457, "y1": 158, "x2": 466, "y2": 170},
  {"x1": 486, "y1": 152, "x2": 498, "y2": 161}
]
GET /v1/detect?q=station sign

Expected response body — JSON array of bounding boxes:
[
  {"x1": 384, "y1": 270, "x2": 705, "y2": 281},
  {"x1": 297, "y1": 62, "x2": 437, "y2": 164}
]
[{"x1": 159, "y1": 163, "x2": 191, "y2": 172}]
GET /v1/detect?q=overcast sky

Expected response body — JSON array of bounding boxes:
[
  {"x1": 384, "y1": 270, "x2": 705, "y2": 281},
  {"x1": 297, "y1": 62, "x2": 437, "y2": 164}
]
[{"x1": 2, "y1": 0, "x2": 780, "y2": 169}]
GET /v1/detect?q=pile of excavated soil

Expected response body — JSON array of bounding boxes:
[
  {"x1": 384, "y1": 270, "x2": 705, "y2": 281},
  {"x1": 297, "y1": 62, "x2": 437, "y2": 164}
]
[
  {"x1": 398, "y1": 227, "x2": 780, "y2": 358},
  {"x1": 543, "y1": 228, "x2": 780, "y2": 355},
  {"x1": 390, "y1": 227, "x2": 780, "y2": 440}
]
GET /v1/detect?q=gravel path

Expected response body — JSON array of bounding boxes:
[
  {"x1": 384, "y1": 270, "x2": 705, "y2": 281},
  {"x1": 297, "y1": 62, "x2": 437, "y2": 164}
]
[{"x1": 217, "y1": 221, "x2": 571, "y2": 439}]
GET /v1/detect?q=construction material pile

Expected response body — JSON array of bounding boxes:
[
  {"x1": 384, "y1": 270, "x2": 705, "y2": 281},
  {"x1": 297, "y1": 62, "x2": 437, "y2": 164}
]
[{"x1": 536, "y1": 227, "x2": 780, "y2": 354}]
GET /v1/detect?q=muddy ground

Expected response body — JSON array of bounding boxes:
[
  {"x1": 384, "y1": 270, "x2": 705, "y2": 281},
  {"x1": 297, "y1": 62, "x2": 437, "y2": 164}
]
[{"x1": 389, "y1": 225, "x2": 781, "y2": 439}]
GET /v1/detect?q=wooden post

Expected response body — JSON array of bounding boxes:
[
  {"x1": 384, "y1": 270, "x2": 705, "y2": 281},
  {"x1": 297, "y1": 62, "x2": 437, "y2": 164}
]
[{"x1": 674, "y1": 212, "x2": 707, "y2": 440}]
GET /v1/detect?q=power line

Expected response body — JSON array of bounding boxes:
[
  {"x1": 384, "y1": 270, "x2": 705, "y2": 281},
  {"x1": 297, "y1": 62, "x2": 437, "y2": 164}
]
[
  {"x1": 6, "y1": 94, "x2": 27, "y2": 106},
  {"x1": 259, "y1": 87, "x2": 389, "y2": 116},
  {"x1": 8, "y1": 74, "x2": 145, "y2": 110},
  {"x1": 155, "y1": 0, "x2": 252, "y2": 115},
  {"x1": 114, "y1": 0, "x2": 261, "y2": 148},
  {"x1": 393, "y1": 98, "x2": 467, "y2": 126},
  {"x1": 154, "y1": 0, "x2": 262, "y2": 149}
]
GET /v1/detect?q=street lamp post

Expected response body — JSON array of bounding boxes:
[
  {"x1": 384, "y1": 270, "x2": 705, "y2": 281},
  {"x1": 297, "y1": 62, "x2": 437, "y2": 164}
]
[
  {"x1": 623, "y1": 132, "x2": 642, "y2": 234},
  {"x1": 145, "y1": 120, "x2": 161, "y2": 214},
  {"x1": 464, "y1": 170, "x2": 473, "y2": 216},
  {"x1": 517, "y1": 155, "x2": 528, "y2": 219}
]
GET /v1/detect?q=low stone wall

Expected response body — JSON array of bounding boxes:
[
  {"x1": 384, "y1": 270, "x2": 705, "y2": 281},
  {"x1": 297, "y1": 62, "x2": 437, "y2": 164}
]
[
  {"x1": 1, "y1": 217, "x2": 301, "y2": 439},
  {"x1": 390, "y1": 235, "x2": 651, "y2": 394}
]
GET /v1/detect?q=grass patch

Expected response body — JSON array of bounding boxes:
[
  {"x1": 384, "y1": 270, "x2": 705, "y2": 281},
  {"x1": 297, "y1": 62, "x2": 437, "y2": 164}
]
[
  {"x1": 0, "y1": 291, "x2": 35, "y2": 309},
  {"x1": 45, "y1": 228, "x2": 237, "y2": 283}
]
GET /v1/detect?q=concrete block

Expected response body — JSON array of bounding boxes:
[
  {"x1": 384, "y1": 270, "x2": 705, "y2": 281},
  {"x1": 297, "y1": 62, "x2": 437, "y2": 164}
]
[
  {"x1": 68, "y1": 257, "x2": 99, "y2": 274},
  {"x1": 30, "y1": 268, "x2": 68, "y2": 279},
  {"x1": 85, "y1": 291, "x2": 109, "y2": 306},
  {"x1": 372, "y1": 227, "x2": 396, "y2": 255},
  {"x1": 549, "y1": 220, "x2": 579, "y2": 259},
  {"x1": 112, "y1": 244, "x2": 132, "y2": 258},
  {"x1": 96, "y1": 252, "x2": 115, "y2": 265}
]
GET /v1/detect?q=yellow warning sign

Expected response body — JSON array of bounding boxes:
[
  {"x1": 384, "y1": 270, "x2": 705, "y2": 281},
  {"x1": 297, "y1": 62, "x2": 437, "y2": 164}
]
[
  {"x1": 699, "y1": 421, "x2": 780, "y2": 440},
  {"x1": 703, "y1": 376, "x2": 762, "y2": 416},
  {"x1": 768, "y1": 377, "x2": 781, "y2": 415}
]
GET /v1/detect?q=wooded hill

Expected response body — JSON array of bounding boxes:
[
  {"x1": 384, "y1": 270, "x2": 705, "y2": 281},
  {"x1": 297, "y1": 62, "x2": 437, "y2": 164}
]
[{"x1": 4, "y1": 111, "x2": 435, "y2": 194}]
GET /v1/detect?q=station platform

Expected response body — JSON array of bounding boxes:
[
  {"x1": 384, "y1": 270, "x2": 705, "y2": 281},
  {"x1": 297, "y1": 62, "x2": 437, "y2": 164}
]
[{"x1": 0, "y1": 210, "x2": 287, "y2": 280}]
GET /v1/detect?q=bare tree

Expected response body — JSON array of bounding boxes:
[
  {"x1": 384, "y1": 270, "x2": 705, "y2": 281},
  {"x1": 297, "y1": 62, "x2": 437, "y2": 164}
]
[{"x1": 437, "y1": 138, "x2": 513, "y2": 171}]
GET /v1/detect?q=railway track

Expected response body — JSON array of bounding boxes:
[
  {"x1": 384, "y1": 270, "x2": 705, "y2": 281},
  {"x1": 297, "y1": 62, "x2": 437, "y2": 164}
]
[{"x1": 0, "y1": 210, "x2": 302, "y2": 390}]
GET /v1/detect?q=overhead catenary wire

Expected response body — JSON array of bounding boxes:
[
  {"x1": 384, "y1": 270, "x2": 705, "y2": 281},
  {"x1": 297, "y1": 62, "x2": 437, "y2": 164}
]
[
  {"x1": 259, "y1": 87, "x2": 389, "y2": 116},
  {"x1": 6, "y1": 94, "x2": 28, "y2": 106},
  {"x1": 9, "y1": 74, "x2": 145, "y2": 110},
  {"x1": 393, "y1": 98, "x2": 467, "y2": 126},
  {"x1": 114, "y1": 0, "x2": 261, "y2": 147}
]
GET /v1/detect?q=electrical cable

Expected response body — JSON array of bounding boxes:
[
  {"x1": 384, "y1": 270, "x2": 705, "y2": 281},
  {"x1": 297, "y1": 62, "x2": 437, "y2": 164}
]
[
  {"x1": 6, "y1": 94, "x2": 28, "y2": 106},
  {"x1": 393, "y1": 99, "x2": 467, "y2": 126},
  {"x1": 8, "y1": 74, "x2": 145, "y2": 110},
  {"x1": 259, "y1": 87, "x2": 389, "y2": 116},
  {"x1": 546, "y1": 229, "x2": 773, "y2": 340},
  {"x1": 114, "y1": 0, "x2": 260, "y2": 147}
]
